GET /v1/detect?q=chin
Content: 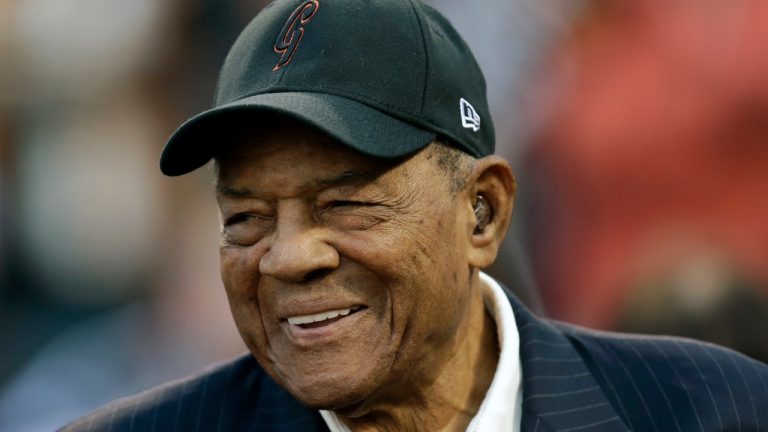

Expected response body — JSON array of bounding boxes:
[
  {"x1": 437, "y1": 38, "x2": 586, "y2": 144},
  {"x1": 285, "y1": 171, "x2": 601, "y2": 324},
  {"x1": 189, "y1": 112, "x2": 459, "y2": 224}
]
[
  {"x1": 260, "y1": 345, "x2": 394, "y2": 410},
  {"x1": 268, "y1": 361, "x2": 388, "y2": 413},
  {"x1": 287, "y1": 379, "x2": 374, "y2": 412}
]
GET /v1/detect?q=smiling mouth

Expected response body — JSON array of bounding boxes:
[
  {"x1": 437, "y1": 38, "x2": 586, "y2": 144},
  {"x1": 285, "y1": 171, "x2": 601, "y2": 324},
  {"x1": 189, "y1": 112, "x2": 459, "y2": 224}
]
[{"x1": 286, "y1": 306, "x2": 364, "y2": 329}]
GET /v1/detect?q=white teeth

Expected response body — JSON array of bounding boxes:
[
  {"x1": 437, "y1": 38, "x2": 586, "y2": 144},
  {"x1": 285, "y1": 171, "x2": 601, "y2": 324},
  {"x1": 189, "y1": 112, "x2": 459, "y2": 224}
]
[{"x1": 287, "y1": 308, "x2": 352, "y2": 326}]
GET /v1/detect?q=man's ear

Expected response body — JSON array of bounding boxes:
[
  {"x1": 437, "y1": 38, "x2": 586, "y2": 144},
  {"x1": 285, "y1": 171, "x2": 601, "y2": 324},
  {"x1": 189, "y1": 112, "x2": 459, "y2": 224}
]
[{"x1": 465, "y1": 156, "x2": 516, "y2": 268}]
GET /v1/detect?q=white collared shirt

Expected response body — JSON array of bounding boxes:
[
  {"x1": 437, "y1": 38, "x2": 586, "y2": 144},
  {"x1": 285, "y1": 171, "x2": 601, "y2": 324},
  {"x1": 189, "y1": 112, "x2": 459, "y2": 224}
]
[{"x1": 321, "y1": 272, "x2": 523, "y2": 431}]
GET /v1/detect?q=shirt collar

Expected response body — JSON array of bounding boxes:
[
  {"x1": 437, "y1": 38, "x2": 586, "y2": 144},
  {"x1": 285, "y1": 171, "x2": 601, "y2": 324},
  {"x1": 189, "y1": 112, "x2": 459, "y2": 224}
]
[{"x1": 321, "y1": 272, "x2": 523, "y2": 431}]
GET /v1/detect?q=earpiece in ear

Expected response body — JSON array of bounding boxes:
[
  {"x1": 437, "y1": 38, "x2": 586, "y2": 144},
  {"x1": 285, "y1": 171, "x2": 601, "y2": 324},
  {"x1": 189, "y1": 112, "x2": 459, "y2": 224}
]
[{"x1": 473, "y1": 195, "x2": 492, "y2": 234}]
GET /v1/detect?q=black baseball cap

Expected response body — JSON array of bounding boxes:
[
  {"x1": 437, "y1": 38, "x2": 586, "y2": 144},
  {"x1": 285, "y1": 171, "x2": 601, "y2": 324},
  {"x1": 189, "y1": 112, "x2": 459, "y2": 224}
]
[{"x1": 160, "y1": 0, "x2": 494, "y2": 176}]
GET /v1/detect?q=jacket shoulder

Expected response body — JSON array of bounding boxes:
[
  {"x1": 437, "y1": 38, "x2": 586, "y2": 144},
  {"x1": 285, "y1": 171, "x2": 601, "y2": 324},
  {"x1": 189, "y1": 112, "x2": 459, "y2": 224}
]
[
  {"x1": 59, "y1": 354, "x2": 325, "y2": 432},
  {"x1": 559, "y1": 323, "x2": 768, "y2": 431}
]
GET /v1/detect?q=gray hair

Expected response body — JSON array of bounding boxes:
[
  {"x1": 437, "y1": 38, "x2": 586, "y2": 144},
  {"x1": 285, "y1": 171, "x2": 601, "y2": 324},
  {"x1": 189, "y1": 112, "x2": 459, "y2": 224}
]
[{"x1": 426, "y1": 140, "x2": 477, "y2": 195}]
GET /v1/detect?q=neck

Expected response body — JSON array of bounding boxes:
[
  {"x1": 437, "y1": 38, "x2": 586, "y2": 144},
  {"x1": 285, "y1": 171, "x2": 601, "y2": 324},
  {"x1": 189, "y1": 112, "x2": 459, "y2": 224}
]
[{"x1": 337, "y1": 276, "x2": 499, "y2": 432}]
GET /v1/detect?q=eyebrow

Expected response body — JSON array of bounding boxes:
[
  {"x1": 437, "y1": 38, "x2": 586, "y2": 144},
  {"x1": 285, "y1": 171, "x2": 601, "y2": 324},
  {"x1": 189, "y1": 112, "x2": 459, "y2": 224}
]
[
  {"x1": 216, "y1": 170, "x2": 377, "y2": 198},
  {"x1": 317, "y1": 170, "x2": 376, "y2": 186},
  {"x1": 216, "y1": 185, "x2": 255, "y2": 198}
]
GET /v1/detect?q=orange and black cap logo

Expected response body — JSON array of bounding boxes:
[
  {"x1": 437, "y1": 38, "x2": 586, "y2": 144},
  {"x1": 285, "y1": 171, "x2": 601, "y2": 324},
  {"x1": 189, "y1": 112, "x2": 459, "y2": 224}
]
[{"x1": 273, "y1": 0, "x2": 319, "y2": 71}]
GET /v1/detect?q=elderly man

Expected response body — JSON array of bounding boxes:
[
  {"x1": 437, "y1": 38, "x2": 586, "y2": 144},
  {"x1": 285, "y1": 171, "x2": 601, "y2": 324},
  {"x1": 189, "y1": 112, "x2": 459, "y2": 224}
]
[{"x1": 64, "y1": 0, "x2": 768, "y2": 431}]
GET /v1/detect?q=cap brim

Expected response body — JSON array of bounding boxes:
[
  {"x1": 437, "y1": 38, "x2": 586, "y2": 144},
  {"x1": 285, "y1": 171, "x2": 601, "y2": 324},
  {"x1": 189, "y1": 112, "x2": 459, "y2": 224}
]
[{"x1": 159, "y1": 92, "x2": 437, "y2": 176}]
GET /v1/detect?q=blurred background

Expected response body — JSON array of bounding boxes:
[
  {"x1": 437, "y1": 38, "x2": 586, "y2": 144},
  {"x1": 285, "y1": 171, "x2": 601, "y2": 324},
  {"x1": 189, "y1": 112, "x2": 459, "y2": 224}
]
[{"x1": 1, "y1": 0, "x2": 767, "y2": 430}]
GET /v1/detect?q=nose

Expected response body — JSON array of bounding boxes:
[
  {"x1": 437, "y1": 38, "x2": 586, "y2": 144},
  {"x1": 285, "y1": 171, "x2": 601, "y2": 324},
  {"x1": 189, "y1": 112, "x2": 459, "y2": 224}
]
[{"x1": 259, "y1": 217, "x2": 340, "y2": 283}]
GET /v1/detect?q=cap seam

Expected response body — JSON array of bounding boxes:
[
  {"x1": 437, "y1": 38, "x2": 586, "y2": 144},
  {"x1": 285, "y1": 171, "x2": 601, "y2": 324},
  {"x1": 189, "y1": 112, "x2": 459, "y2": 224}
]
[{"x1": 405, "y1": 0, "x2": 430, "y2": 114}]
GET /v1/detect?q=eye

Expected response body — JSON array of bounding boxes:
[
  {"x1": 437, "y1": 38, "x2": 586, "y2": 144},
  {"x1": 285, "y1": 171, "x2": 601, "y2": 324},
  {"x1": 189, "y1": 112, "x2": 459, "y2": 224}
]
[
  {"x1": 221, "y1": 213, "x2": 273, "y2": 246},
  {"x1": 320, "y1": 200, "x2": 388, "y2": 231},
  {"x1": 224, "y1": 213, "x2": 252, "y2": 226},
  {"x1": 330, "y1": 200, "x2": 364, "y2": 208}
]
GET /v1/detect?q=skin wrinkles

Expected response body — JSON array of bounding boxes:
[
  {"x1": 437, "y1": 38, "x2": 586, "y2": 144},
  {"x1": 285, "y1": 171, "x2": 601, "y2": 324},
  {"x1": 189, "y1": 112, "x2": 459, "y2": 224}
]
[{"x1": 214, "y1": 119, "x2": 516, "y2": 431}]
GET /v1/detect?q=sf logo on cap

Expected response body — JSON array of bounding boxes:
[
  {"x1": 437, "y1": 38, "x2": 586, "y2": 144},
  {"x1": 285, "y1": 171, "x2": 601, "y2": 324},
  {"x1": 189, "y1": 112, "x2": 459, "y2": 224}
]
[
  {"x1": 460, "y1": 98, "x2": 481, "y2": 132},
  {"x1": 273, "y1": 0, "x2": 319, "y2": 71}
]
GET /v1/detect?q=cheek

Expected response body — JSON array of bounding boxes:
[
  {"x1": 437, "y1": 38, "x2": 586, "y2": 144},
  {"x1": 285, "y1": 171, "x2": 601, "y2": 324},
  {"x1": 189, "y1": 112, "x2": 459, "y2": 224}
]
[
  {"x1": 332, "y1": 205, "x2": 464, "y2": 304},
  {"x1": 390, "y1": 216, "x2": 469, "y2": 323},
  {"x1": 219, "y1": 247, "x2": 258, "y2": 299},
  {"x1": 337, "y1": 213, "x2": 465, "y2": 314},
  {"x1": 219, "y1": 247, "x2": 271, "y2": 348}
]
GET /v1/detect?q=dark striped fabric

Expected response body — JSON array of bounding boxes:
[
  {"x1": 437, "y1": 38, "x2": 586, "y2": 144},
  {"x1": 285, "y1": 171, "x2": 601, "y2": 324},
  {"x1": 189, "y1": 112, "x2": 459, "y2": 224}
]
[
  {"x1": 511, "y1": 292, "x2": 768, "y2": 431},
  {"x1": 61, "y1": 285, "x2": 768, "y2": 431},
  {"x1": 59, "y1": 356, "x2": 327, "y2": 432}
]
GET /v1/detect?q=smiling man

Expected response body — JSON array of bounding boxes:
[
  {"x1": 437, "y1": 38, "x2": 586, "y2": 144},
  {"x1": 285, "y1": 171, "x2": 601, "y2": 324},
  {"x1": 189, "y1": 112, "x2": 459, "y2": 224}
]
[
  {"x1": 213, "y1": 121, "x2": 509, "y2": 431},
  {"x1": 62, "y1": 0, "x2": 768, "y2": 431}
]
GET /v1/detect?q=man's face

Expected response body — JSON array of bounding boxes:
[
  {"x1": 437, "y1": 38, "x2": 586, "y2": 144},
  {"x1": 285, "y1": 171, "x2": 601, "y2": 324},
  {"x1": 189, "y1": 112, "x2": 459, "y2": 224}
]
[{"x1": 215, "y1": 122, "x2": 475, "y2": 411}]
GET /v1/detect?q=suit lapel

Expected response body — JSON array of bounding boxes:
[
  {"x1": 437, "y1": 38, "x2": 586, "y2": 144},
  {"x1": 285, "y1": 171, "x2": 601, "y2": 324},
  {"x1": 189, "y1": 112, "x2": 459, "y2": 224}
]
[{"x1": 503, "y1": 289, "x2": 629, "y2": 432}]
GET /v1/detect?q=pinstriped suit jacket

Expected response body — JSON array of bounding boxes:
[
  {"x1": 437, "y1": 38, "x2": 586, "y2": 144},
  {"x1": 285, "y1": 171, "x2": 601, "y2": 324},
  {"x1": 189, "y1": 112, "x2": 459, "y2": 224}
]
[{"x1": 61, "y1": 284, "x2": 768, "y2": 431}]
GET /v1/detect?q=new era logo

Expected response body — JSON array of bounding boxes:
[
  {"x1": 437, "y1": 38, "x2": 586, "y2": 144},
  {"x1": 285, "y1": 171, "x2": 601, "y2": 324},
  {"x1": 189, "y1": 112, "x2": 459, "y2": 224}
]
[{"x1": 460, "y1": 98, "x2": 480, "y2": 132}]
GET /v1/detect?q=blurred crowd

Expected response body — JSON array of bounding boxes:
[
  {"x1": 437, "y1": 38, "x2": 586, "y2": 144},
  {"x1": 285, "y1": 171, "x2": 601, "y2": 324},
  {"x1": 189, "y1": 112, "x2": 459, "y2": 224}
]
[
  {"x1": 1, "y1": 0, "x2": 767, "y2": 430},
  {"x1": 523, "y1": 1, "x2": 768, "y2": 334}
]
